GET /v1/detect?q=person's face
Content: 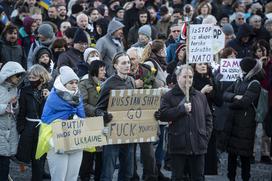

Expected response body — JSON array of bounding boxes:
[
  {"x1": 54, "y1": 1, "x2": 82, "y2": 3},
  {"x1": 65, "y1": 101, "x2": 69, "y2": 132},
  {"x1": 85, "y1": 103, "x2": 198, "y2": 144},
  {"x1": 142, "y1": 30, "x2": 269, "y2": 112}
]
[
  {"x1": 90, "y1": 10, "x2": 100, "y2": 22},
  {"x1": 97, "y1": 66, "x2": 106, "y2": 80},
  {"x1": 104, "y1": 6, "x2": 109, "y2": 16},
  {"x1": 177, "y1": 68, "x2": 193, "y2": 89},
  {"x1": 195, "y1": 63, "x2": 207, "y2": 74},
  {"x1": 96, "y1": 25, "x2": 102, "y2": 35},
  {"x1": 128, "y1": 50, "x2": 140, "y2": 73},
  {"x1": 60, "y1": 22, "x2": 71, "y2": 33},
  {"x1": 177, "y1": 47, "x2": 186, "y2": 61},
  {"x1": 93, "y1": 0, "x2": 102, "y2": 8},
  {"x1": 77, "y1": 15, "x2": 88, "y2": 30},
  {"x1": 26, "y1": 0, "x2": 36, "y2": 7},
  {"x1": 251, "y1": 18, "x2": 262, "y2": 29},
  {"x1": 54, "y1": 47, "x2": 66, "y2": 52},
  {"x1": 139, "y1": 13, "x2": 148, "y2": 24},
  {"x1": 237, "y1": 3, "x2": 246, "y2": 12},
  {"x1": 265, "y1": 23, "x2": 272, "y2": 33},
  {"x1": 112, "y1": 28, "x2": 123, "y2": 39},
  {"x1": 58, "y1": 6, "x2": 67, "y2": 17},
  {"x1": 170, "y1": 26, "x2": 181, "y2": 40},
  {"x1": 220, "y1": 17, "x2": 229, "y2": 26},
  {"x1": 8, "y1": 74, "x2": 22, "y2": 85},
  {"x1": 31, "y1": 22, "x2": 38, "y2": 33},
  {"x1": 74, "y1": 42, "x2": 88, "y2": 52},
  {"x1": 172, "y1": 13, "x2": 182, "y2": 21},
  {"x1": 225, "y1": 34, "x2": 235, "y2": 44},
  {"x1": 87, "y1": 51, "x2": 100, "y2": 63},
  {"x1": 39, "y1": 53, "x2": 50, "y2": 64},
  {"x1": 236, "y1": 15, "x2": 245, "y2": 25},
  {"x1": 241, "y1": 36, "x2": 249, "y2": 43},
  {"x1": 32, "y1": 14, "x2": 42, "y2": 26},
  {"x1": 65, "y1": 80, "x2": 78, "y2": 91},
  {"x1": 64, "y1": 36, "x2": 73, "y2": 48},
  {"x1": 5, "y1": 30, "x2": 18, "y2": 43},
  {"x1": 116, "y1": 10, "x2": 125, "y2": 20},
  {"x1": 48, "y1": 7, "x2": 57, "y2": 18},
  {"x1": 114, "y1": 56, "x2": 131, "y2": 75},
  {"x1": 200, "y1": 4, "x2": 209, "y2": 15},
  {"x1": 227, "y1": 52, "x2": 236, "y2": 59},
  {"x1": 134, "y1": 0, "x2": 145, "y2": 9},
  {"x1": 28, "y1": 73, "x2": 40, "y2": 81},
  {"x1": 255, "y1": 47, "x2": 267, "y2": 58},
  {"x1": 148, "y1": 8, "x2": 157, "y2": 19},
  {"x1": 158, "y1": 47, "x2": 167, "y2": 58},
  {"x1": 81, "y1": 2, "x2": 89, "y2": 11},
  {"x1": 138, "y1": 34, "x2": 149, "y2": 44}
]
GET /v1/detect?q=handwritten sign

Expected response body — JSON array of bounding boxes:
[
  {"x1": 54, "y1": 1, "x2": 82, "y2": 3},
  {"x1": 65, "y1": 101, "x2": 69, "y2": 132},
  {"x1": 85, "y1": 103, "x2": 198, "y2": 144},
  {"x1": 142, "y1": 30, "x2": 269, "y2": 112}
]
[
  {"x1": 107, "y1": 89, "x2": 161, "y2": 144},
  {"x1": 189, "y1": 24, "x2": 213, "y2": 63},
  {"x1": 52, "y1": 117, "x2": 107, "y2": 152},
  {"x1": 212, "y1": 26, "x2": 225, "y2": 54},
  {"x1": 220, "y1": 59, "x2": 241, "y2": 81}
]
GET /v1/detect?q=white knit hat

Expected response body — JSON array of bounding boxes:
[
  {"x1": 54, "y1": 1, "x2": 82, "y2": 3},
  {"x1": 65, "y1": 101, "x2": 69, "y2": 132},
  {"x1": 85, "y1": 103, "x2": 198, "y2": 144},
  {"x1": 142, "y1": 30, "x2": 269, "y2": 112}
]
[{"x1": 59, "y1": 66, "x2": 79, "y2": 85}]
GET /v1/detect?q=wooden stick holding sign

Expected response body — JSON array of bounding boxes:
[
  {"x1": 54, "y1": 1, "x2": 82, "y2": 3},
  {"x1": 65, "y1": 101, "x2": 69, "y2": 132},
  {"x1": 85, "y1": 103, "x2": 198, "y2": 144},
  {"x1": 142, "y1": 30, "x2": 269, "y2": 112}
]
[
  {"x1": 106, "y1": 89, "x2": 161, "y2": 145},
  {"x1": 52, "y1": 117, "x2": 107, "y2": 152},
  {"x1": 185, "y1": 20, "x2": 190, "y2": 102}
]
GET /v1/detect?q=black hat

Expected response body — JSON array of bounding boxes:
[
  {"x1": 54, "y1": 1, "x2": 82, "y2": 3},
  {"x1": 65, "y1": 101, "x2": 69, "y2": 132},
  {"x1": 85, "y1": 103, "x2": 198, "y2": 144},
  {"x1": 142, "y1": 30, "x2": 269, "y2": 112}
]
[
  {"x1": 72, "y1": 4, "x2": 83, "y2": 14},
  {"x1": 73, "y1": 28, "x2": 88, "y2": 44},
  {"x1": 37, "y1": 48, "x2": 52, "y2": 60},
  {"x1": 160, "y1": 6, "x2": 169, "y2": 16},
  {"x1": 240, "y1": 57, "x2": 257, "y2": 73}
]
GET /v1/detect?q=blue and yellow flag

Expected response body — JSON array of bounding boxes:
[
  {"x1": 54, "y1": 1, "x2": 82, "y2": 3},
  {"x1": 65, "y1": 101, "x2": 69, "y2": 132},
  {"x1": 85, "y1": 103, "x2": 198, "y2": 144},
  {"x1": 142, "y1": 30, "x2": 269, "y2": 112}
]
[{"x1": 38, "y1": 0, "x2": 52, "y2": 10}]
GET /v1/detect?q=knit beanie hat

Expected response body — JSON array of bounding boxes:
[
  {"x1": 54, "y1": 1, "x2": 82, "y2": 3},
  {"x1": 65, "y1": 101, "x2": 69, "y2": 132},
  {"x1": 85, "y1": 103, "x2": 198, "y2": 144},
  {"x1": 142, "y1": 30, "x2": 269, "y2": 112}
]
[
  {"x1": 175, "y1": 43, "x2": 186, "y2": 54},
  {"x1": 71, "y1": 4, "x2": 83, "y2": 14},
  {"x1": 240, "y1": 57, "x2": 257, "y2": 73},
  {"x1": 37, "y1": 47, "x2": 52, "y2": 60},
  {"x1": 59, "y1": 66, "x2": 79, "y2": 85},
  {"x1": 38, "y1": 23, "x2": 54, "y2": 39},
  {"x1": 73, "y1": 28, "x2": 88, "y2": 44},
  {"x1": 23, "y1": 16, "x2": 35, "y2": 34},
  {"x1": 97, "y1": 4, "x2": 106, "y2": 16},
  {"x1": 222, "y1": 23, "x2": 234, "y2": 35},
  {"x1": 84, "y1": 48, "x2": 100, "y2": 62},
  {"x1": 138, "y1": 25, "x2": 152, "y2": 39}
]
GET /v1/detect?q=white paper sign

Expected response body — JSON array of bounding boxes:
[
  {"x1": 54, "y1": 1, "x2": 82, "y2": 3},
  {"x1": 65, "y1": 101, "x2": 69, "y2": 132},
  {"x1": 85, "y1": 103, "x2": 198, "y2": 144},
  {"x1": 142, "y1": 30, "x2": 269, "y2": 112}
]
[
  {"x1": 220, "y1": 59, "x2": 241, "y2": 81},
  {"x1": 212, "y1": 26, "x2": 225, "y2": 54},
  {"x1": 189, "y1": 24, "x2": 213, "y2": 64}
]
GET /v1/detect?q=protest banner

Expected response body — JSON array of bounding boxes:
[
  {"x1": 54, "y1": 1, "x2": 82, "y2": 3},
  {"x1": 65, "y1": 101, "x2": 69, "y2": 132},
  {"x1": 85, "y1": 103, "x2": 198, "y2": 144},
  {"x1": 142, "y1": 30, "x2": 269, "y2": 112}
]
[
  {"x1": 220, "y1": 58, "x2": 241, "y2": 81},
  {"x1": 106, "y1": 89, "x2": 161, "y2": 144},
  {"x1": 52, "y1": 117, "x2": 107, "y2": 152},
  {"x1": 188, "y1": 24, "x2": 213, "y2": 63},
  {"x1": 212, "y1": 26, "x2": 225, "y2": 54}
]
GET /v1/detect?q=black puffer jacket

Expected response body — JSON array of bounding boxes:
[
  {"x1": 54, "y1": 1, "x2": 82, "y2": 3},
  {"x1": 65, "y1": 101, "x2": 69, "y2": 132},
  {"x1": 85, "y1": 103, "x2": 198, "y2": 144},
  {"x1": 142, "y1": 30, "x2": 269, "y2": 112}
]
[
  {"x1": 95, "y1": 75, "x2": 135, "y2": 116},
  {"x1": 223, "y1": 78, "x2": 261, "y2": 156},
  {"x1": 160, "y1": 85, "x2": 213, "y2": 155}
]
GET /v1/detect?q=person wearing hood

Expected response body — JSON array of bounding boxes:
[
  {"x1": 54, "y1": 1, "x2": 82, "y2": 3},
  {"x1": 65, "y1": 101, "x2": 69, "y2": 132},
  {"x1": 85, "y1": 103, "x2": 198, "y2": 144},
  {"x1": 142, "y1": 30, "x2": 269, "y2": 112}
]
[
  {"x1": 41, "y1": 66, "x2": 85, "y2": 181},
  {"x1": 96, "y1": 19, "x2": 125, "y2": 77},
  {"x1": 0, "y1": 24, "x2": 26, "y2": 69},
  {"x1": 57, "y1": 28, "x2": 89, "y2": 78},
  {"x1": 131, "y1": 24, "x2": 152, "y2": 49},
  {"x1": 83, "y1": 47, "x2": 101, "y2": 65},
  {"x1": 223, "y1": 57, "x2": 263, "y2": 181},
  {"x1": 0, "y1": 61, "x2": 26, "y2": 181},
  {"x1": 18, "y1": 16, "x2": 38, "y2": 58},
  {"x1": 94, "y1": 17, "x2": 109, "y2": 41},
  {"x1": 226, "y1": 23, "x2": 255, "y2": 58},
  {"x1": 16, "y1": 65, "x2": 51, "y2": 181}
]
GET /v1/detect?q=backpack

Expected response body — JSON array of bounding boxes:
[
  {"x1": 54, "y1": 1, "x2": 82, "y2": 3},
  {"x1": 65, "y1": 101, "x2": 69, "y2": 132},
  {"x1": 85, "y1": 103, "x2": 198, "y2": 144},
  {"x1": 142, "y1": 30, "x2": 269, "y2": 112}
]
[{"x1": 248, "y1": 80, "x2": 269, "y2": 123}]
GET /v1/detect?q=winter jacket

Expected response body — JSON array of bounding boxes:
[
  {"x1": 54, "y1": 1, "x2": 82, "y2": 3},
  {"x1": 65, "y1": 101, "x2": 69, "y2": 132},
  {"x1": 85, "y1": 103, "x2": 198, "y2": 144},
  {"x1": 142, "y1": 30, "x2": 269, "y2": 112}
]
[
  {"x1": 95, "y1": 75, "x2": 135, "y2": 116},
  {"x1": 0, "y1": 40, "x2": 26, "y2": 69},
  {"x1": 223, "y1": 78, "x2": 261, "y2": 156},
  {"x1": 16, "y1": 85, "x2": 46, "y2": 163},
  {"x1": 41, "y1": 76, "x2": 85, "y2": 124},
  {"x1": 57, "y1": 48, "x2": 88, "y2": 78},
  {"x1": 79, "y1": 76, "x2": 100, "y2": 117},
  {"x1": 160, "y1": 85, "x2": 213, "y2": 155},
  {"x1": 0, "y1": 62, "x2": 25, "y2": 156}
]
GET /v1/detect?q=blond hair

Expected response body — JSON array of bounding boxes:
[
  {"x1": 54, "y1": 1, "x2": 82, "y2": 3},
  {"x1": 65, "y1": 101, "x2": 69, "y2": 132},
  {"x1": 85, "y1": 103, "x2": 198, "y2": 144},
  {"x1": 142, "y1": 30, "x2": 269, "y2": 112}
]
[
  {"x1": 141, "y1": 39, "x2": 165, "y2": 63},
  {"x1": 28, "y1": 64, "x2": 52, "y2": 84}
]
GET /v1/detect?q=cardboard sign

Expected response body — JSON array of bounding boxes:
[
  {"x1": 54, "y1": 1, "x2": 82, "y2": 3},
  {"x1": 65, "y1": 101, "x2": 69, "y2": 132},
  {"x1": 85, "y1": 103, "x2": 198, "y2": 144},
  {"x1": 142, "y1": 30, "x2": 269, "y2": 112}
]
[
  {"x1": 189, "y1": 24, "x2": 214, "y2": 63},
  {"x1": 52, "y1": 117, "x2": 107, "y2": 152},
  {"x1": 220, "y1": 59, "x2": 241, "y2": 81},
  {"x1": 107, "y1": 89, "x2": 161, "y2": 144},
  {"x1": 212, "y1": 26, "x2": 225, "y2": 54}
]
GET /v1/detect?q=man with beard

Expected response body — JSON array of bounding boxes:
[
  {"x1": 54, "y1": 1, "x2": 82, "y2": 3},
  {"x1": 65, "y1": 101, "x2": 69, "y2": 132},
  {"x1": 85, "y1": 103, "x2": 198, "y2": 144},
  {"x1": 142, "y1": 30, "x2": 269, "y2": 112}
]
[
  {"x1": 44, "y1": 5, "x2": 61, "y2": 28},
  {"x1": 0, "y1": 24, "x2": 26, "y2": 69},
  {"x1": 57, "y1": 4, "x2": 68, "y2": 22}
]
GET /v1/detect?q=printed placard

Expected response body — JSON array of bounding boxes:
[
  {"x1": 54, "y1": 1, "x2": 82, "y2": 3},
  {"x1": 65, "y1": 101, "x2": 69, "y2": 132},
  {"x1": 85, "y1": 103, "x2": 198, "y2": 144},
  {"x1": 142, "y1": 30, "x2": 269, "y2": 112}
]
[
  {"x1": 220, "y1": 59, "x2": 241, "y2": 81},
  {"x1": 52, "y1": 117, "x2": 107, "y2": 152}
]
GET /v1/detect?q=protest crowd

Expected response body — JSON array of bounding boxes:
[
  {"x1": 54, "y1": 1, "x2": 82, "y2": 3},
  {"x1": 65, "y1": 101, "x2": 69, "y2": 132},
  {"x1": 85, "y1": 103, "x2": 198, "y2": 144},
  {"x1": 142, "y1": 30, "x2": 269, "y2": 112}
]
[{"x1": 0, "y1": 0, "x2": 272, "y2": 181}]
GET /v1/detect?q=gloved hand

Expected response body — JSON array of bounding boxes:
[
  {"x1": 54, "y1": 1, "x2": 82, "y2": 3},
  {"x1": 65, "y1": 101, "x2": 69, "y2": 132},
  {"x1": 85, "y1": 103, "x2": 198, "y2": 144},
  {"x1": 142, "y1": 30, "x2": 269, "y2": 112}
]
[
  {"x1": 154, "y1": 111, "x2": 161, "y2": 121},
  {"x1": 103, "y1": 112, "x2": 113, "y2": 124}
]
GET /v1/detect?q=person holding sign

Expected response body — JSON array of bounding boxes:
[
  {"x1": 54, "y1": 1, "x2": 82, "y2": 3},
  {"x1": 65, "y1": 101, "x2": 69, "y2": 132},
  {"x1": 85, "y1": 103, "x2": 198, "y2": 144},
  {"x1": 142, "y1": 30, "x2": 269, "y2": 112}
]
[
  {"x1": 95, "y1": 52, "x2": 135, "y2": 181},
  {"x1": 160, "y1": 65, "x2": 213, "y2": 181},
  {"x1": 41, "y1": 66, "x2": 85, "y2": 181}
]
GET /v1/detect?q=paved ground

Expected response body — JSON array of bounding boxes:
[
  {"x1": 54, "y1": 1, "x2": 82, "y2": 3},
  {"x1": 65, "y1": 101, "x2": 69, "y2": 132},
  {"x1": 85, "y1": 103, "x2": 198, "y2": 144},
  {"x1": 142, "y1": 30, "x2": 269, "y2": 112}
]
[{"x1": 9, "y1": 124, "x2": 272, "y2": 181}]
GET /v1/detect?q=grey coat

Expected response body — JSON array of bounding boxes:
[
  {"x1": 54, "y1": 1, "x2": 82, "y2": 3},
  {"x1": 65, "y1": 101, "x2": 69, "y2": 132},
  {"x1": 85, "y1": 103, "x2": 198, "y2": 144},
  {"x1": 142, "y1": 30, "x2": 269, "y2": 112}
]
[{"x1": 0, "y1": 62, "x2": 25, "y2": 156}]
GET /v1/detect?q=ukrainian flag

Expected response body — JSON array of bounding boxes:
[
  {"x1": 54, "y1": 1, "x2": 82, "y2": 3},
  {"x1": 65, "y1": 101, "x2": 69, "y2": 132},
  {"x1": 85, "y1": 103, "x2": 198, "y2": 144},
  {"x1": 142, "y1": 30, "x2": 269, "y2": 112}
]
[{"x1": 38, "y1": 0, "x2": 52, "y2": 10}]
